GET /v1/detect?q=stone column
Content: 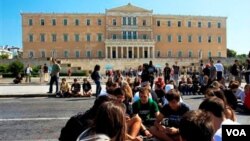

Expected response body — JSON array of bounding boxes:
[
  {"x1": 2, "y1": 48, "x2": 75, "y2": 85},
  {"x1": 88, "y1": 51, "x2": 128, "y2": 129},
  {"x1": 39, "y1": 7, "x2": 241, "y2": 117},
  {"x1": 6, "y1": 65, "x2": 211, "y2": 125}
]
[
  {"x1": 142, "y1": 47, "x2": 145, "y2": 58},
  {"x1": 121, "y1": 46, "x2": 124, "y2": 58},
  {"x1": 152, "y1": 46, "x2": 155, "y2": 58},
  {"x1": 137, "y1": 47, "x2": 139, "y2": 58},
  {"x1": 132, "y1": 47, "x2": 134, "y2": 58},
  {"x1": 110, "y1": 47, "x2": 112, "y2": 59},
  {"x1": 146, "y1": 47, "x2": 149, "y2": 58},
  {"x1": 116, "y1": 46, "x2": 118, "y2": 58},
  {"x1": 105, "y1": 46, "x2": 108, "y2": 59},
  {"x1": 127, "y1": 46, "x2": 129, "y2": 58}
]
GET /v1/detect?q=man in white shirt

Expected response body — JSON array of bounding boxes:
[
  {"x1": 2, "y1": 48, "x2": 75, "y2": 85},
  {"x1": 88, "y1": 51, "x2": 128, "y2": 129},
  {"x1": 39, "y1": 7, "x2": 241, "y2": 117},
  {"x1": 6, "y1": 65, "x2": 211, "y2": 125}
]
[
  {"x1": 199, "y1": 97, "x2": 239, "y2": 141},
  {"x1": 214, "y1": 60, "x2": 224, "y2": 81},
  {"x1": 25, "y1": 64, "x2": 33, "y2": 83}
]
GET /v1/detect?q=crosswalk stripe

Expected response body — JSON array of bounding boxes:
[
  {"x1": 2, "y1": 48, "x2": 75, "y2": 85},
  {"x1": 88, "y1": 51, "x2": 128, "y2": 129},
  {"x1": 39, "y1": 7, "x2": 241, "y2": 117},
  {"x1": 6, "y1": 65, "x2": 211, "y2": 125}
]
[{"x1": 0, "y1": 117, "x2": 69, "y2": 121}]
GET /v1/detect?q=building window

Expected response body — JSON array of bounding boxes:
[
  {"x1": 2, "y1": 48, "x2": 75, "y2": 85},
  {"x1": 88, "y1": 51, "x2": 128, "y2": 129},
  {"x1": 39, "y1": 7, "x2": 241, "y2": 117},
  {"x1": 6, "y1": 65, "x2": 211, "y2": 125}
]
[
  {"x1": 41, "y1": 51, "x2": 45, "y2": 58},
  {"x1": 63, "y1": 34, "x2": 68, "y2": 42},
  {"x1": 112, "y1": 34, "x2": 117, "y2": 39},
  {"x1": 52, "y1": 19, "x2": 56, "y2": 26},
  {"x1": 86, "y1": 34, "x2": 91, "y2": 42},
  {"x1": 178, "y1": 51, "x2": 183, "y2": 57},
  {"x1": 112, "y1": 19, "x2": 116, "y2": 26},
  {"x1": 52, "y1": 34, "x2": 57, "y2": 42},
  {"x1": 218, "y1": 36, "x2": 222, "y2": 43},
  {"x1": 178, "y1": 35, "x2": 182, "y2": 43},
  {"x1": 168, "y1": 51, "x2": 172, "y2": 57},
  {"x1": 28, "y1": 19, "x2": 33, "y2": 26},
  {"x1": 123, "y1": 17, "x2": 126, "y2": 25},
  {"x1": 133, "y1": 31, "x2": 137, "y2": 39},
  {"x1": 208, "y1": 36, "x2": 212, "y2": 43},
  {"x1": 168, "y1": 35, "x2": 172, "y2": 42},
  {"x1": 208, "y1": 22, "x2": 211, "y2": 28},
  {"x1": 142, "y1": 34, "x2": 147, "y2": 40},
  {"x1": 128, "y1": 31, "x2": 132, "y2": 39},
  {"x1": 75, "y1": 51, "x2": 80, "y2": 58},
  {"x1": 218, "y1": 52, "x2": 221, "y2": 57},
  {"x1": 29, "y1": 34, "x2": 33, "y2": 42},
  {"x1": 198, "y1": 36, "x2": 202, "y2": 43},
  {"x1": 97, "y1": 33, "x2": 102, "y2": 42},
  {"x1": 63, "y1": 19, "x2": 68, "y2": 26},
  {"x1": 128, "y1": 17, "x2": 131, "y2": 25},
  {"x1": 217, "y1": 22, "x2": 221, "y2": 28},
  {"x1": 29, "y1": 51, "x2": 34, "y2": 58},
  {"x1": 86, "y1": 51, "x2": 91, "y2": 58},
  {"x1": 40, "y1": 19, "x2": 45, "y2": 26},
  {"x1": 86, "y1": 19, "x2": 91, "y2": 26},
  {"x1": 157, "y1": 20, "x2": 160, "y2": 26},
  {"x1": 178, "y1": 21, "x2": 182, "y2": 27},
  {"x1": 188, "y1": 51, "x2": 193, "y2": 58},
  {"x1": 143, "y1": 20, "x2": 146, "y2": 26},
  {"x1": 156, "y1": 51, "x2": 160, "y2": 58},
  {"x1": 133, "y1": 17, "x2": 137, "y2": 25},
  {"x1": 167, "y1": 21, "x2": 171, "y2": 27},
  {"x1": 123, "y1": 31, "x2": 126, "y2": 39},
  {"x1": 40, "y1": 34, "x2": 45, "y2": 42},
  {"x1": 208, "y1": 51, "x2": 212, "y2": 58},
  {"x1": 75, "y1": 34, "x2": 80, "y2": 42},
  {"x1": 156, "y1": 35, "x2": 161, "y2": 42},
  {"x1": 98, "y1": 51, "x2": 102, "y2": 58},
  {"x1": 64, "y1": 51, "x2": 69, "y2": 58},
  {"x1": 188, "y1": 35, "x2": 192, "y2": 43},
  {"x1": 198, "y1": 21, "x2": 202, "y2": 28},
  {"x1": 98, "y1": 19, "x2": 102, "y2": 25},
  {"x1": 188, "y1": 21, "x2": 191, "y2": 27},
  {"x1": 75, "y1": 19, "x2": 79, "y2": 26}
]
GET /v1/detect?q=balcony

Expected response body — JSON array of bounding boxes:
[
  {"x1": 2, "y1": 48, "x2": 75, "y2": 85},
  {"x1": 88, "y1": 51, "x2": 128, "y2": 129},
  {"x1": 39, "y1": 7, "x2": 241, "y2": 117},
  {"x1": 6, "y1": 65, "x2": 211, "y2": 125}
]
[
  {"x1": 105, "y1": 39, "x2": 155, "y2": 46},
  {"x1": 106, "y1": 25, "x2": 153, "y2": 31}
]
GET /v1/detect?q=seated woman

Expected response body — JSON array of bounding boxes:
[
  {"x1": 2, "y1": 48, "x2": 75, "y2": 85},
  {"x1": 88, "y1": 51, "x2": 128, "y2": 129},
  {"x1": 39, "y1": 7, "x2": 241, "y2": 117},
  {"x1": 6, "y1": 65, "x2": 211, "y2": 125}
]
[
  {"x1": 178, "y1": 77, "x2": 188, "y2": 95},
  {"x1": 82, "y1": 78, "x2": 92, "y2": 97},
  {"x1": 150, "y1": 89, "x2": 190, "y2": 141},
  {"x1": 57, "y1": 78, "x2": 70, "y2": 98},
  {"x1": 76, "y1": 101, "x2": 126, "y2": 141},
  {"x1": 186, "y1": 77, "x2": 193, "y2": 95},
  {"x1": 13, "y1": 73, "x2": 23, "y2": 84}
]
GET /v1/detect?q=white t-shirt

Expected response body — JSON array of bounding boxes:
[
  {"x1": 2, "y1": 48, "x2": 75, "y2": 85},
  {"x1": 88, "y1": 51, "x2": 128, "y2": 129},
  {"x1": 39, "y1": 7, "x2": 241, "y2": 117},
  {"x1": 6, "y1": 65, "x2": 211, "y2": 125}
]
[
  {"x1": 26, "y1": 67, "x2": 32, "y2": 74},
  {"x1": 213, "y1": 119, "x2": 239, "y2": 141},
  {"x1": 214, "y1": 63, "x2": 224, "y2": 72}
]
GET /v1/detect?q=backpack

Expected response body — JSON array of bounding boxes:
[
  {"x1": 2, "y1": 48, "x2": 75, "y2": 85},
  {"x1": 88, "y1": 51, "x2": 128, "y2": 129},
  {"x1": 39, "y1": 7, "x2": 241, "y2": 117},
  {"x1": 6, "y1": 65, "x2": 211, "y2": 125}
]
[{"x1": 91, "y1": 71, "x2": 97, "y2": 80}]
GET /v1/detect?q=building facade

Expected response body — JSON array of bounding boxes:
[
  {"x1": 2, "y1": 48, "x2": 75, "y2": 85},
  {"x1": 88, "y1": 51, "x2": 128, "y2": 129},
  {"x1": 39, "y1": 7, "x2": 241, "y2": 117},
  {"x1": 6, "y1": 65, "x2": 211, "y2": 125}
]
[{"x1": 22, "y1": 3, "x2": 227, "y2": 59}]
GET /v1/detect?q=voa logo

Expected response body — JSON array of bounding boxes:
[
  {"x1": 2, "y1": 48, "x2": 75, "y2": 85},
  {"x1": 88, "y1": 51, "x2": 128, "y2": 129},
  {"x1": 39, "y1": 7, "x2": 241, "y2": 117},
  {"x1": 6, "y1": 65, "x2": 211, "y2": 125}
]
[{"x1": 226, "y1": 129, "x2": 246, "y2": 136}]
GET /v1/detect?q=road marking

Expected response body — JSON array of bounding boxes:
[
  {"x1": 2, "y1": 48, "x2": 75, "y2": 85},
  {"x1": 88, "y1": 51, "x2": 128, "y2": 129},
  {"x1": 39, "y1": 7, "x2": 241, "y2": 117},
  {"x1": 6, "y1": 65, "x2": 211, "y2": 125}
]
[{"x1": 0, "y1": 117, "x2": 69, "y2": 121}]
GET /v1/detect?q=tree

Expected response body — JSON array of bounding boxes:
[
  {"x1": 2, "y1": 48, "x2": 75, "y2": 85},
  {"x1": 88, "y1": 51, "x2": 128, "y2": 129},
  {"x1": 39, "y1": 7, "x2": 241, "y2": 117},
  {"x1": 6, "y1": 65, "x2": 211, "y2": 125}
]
[
  {"x1": 8, "y1": 61, "x2": 24, "y2": 76},
  {"x1": 248, "y1": 51, "x2": 250, "y2": 58},
  {"x1": 0, "y1": 54, "x2": 9, "y2": 59},
  {"x1": 227, "y1": 49, "x2": 237, "y2": 58}
]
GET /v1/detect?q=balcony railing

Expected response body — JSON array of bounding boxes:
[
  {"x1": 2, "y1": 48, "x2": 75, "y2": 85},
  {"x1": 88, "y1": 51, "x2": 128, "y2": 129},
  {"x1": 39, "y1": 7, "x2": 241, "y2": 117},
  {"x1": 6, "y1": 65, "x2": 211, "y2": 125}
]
[{"x1": 105, "y1": 39, "x2": 155, "y2": 43}]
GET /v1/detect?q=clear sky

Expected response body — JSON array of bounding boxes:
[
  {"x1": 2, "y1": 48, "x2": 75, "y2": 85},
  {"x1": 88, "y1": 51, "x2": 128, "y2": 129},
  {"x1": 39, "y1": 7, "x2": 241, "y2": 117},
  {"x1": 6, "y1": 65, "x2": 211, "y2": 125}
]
[{"x1": 0, "y1": 0, "x2": 249, "y2": 54}]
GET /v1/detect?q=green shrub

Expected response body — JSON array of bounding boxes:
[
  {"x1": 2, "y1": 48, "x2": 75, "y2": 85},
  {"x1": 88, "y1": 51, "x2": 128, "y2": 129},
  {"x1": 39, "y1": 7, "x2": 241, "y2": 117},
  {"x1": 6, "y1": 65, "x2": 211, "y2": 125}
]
[
  {"x1": 8, "y1": 61, "x2": 24, "y2": 76},
  {"x1": 0, "y1": 64, "x2": 9, "y2": 73},
  {"x1": 59, "y1": 70, "x2": 88, "y2": 77}
]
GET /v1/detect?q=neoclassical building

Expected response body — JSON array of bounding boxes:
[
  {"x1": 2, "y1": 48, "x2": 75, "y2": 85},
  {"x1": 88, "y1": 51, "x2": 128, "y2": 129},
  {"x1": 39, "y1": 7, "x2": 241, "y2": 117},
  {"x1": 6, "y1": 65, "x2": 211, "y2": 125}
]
[{"x1": 22, "y1": 3, "x2": 227, "y2": 59}]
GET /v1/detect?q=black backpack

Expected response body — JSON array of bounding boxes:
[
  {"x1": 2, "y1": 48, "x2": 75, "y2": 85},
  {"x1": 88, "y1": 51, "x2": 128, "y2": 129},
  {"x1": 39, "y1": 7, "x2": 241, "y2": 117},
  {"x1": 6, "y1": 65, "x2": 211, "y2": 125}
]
[{"x1": 91, "y1": 71, "x2": 97, "y2": 80}]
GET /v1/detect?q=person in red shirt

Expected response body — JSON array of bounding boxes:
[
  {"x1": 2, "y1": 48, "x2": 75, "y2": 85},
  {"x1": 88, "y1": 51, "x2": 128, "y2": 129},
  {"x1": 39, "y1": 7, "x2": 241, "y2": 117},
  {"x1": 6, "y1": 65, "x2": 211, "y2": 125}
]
[{"x1": 243, "y1": 84, "x2": 250, "y2": 111}]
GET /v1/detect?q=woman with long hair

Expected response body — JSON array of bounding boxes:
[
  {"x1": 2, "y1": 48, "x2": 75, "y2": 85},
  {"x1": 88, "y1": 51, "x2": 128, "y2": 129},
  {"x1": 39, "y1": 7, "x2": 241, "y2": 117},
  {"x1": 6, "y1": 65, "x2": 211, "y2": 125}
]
[
  {"x1": 92, "y1": 65, "x2": 101, "y2": 97},
  {"x1": 77, "y1": 101, "x2": 126, "y2": 141}
]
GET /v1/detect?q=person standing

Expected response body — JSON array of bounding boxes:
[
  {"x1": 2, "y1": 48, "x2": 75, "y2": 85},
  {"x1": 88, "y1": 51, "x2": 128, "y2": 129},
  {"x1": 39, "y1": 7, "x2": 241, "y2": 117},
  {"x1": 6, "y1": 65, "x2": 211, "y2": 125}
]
[
  {"x1": 163, "y1": 63, "x2": 171, "y2": 84},
  {"x1": 48, "y1": 58, "x2": 61, "y2": 94},
  {"x1": 173, "y1": 61, "x2": 180, "y2": 86},
  {"x1": 209, "y1": 60, "x2": 217, "y2": 83},
  {"x1": 148, "y1": 60, "x2": 157, "y2": 89},
  {"x1": 245, "y1": 59, "x2": 250, "y2": 84},
  {"x1": 231, "y1": 59, "x2": 241, "y2": 83},
  {"x1": 25, "y1": 64, "x2": 32, "y2": 83},
  {"x1": 91, "y1": 65, "x2": 101, "y2": 97},
  {"x1": 214, "y1": 60, "x2": 224, "y2": 81},
  {"x1": 43, "y1": 63, "x2": 49, "y2": 82},
  {"x1": 38, "y1": 65, "x2": 44, "y2": 83}
]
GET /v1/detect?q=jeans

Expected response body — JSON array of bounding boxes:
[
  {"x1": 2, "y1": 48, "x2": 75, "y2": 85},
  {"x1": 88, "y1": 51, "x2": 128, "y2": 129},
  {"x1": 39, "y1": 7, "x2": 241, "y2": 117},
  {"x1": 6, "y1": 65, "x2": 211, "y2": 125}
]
[
  {"x1": 95, "y1": 80, "x2": 101, "y2": 97},
  {"x1": 49, "y1": 75, "x2": 59, "y2": 93}
]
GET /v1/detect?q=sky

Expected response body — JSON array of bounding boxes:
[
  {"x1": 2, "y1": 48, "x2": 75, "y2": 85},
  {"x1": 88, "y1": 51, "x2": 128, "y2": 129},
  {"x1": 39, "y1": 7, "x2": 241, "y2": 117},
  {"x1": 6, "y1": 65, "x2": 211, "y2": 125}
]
[{"x1": 0, "y1": 0, "x2": 249, "y2": 54}]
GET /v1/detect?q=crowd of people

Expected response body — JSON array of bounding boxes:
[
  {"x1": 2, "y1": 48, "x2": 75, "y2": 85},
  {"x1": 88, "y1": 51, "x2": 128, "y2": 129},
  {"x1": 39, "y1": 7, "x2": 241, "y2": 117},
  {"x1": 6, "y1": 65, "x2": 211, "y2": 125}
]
[{"x1": 58, "y1": 58, "x2": 250, "y2": 141}]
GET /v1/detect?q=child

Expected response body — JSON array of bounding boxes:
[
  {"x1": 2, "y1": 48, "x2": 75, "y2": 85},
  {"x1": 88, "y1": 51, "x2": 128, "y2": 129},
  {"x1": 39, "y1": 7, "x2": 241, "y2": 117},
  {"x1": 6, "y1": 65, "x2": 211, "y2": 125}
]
[
  {"x1": 82, "y1": 78, "x2": 92, "y2": 97},
  {"x1": 57, "y1": 78, "x2": 70, "y2": 97},
  {"x1": 71, "y1": 78, "x2": 81, "y2": 97}
]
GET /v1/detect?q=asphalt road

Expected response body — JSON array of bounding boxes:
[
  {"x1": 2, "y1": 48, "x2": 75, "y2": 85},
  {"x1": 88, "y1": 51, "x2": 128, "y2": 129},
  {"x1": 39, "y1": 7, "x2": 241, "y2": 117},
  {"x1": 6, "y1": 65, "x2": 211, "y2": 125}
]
[{"x1": 0, "y1": 96, "x2": 249, "y2": 141}]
